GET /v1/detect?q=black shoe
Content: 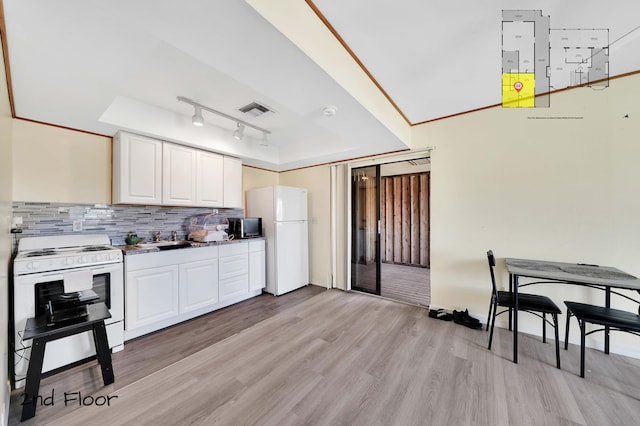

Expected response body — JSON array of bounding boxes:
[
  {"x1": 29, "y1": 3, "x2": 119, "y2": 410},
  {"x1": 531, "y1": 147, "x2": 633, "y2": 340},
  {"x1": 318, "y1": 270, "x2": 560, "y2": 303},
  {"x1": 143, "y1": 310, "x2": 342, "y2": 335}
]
[
  {"x1": 429, "y1": 308, "x2": 453, "y2": 321},
  {"x1": 464, "y1": 309, "x2": 481, "y2": 324},
  {"x1": 453, "y1": 310, "x2": 482, "y2": 329}
]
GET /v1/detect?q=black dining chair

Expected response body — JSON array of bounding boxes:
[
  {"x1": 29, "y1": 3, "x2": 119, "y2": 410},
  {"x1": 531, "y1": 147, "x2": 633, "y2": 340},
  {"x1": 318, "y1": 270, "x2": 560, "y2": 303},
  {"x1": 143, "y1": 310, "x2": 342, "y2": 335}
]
[
  {"x1": 486, "y1": 250, "x2": 562, "y2": 368},
  {"x1": 564, "y1": 301, "x2": 640, "y2": 377}
]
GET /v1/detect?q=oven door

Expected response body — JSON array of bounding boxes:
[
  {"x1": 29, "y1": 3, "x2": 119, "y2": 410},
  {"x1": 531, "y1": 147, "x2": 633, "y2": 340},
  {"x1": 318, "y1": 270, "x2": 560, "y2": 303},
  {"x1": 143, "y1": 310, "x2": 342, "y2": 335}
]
[{"x1": 12, "y1": 263, "x2": 123, "y2": 388}]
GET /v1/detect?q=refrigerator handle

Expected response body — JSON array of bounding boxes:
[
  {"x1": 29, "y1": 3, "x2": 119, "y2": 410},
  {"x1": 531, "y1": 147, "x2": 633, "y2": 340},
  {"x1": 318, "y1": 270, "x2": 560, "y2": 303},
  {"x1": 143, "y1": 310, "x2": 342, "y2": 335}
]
[{"x1": 377, "y1": 220, "x2": 381, "y2": 234}]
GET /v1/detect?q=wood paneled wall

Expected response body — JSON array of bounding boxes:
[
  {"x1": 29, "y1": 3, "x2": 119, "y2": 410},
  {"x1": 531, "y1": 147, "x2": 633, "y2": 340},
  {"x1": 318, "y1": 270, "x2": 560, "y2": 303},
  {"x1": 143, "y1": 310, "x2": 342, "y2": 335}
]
[{"x1": 381, "y1": 173, "x2": 430, "y2": 268}]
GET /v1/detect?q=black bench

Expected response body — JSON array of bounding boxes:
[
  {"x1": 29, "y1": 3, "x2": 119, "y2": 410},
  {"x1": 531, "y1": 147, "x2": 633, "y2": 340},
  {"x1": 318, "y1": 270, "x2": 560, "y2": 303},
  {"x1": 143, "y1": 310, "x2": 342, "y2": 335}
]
[
  {"x1": 20, "y1": 302, "x2": 114, "y2": 421},
  {"x1": 564, "y1": 301, "x2": 640, "y2": 378}
]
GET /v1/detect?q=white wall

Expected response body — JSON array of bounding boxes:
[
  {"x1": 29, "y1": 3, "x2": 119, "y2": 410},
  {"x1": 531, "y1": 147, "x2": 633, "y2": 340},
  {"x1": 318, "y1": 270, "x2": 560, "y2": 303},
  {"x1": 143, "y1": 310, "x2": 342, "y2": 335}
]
[
  {"x1": 414, "y1": 73, "x2": 640, "y2": 356},
  {"x1": 1, "y1": 36, "x2": 13, "y2": 426},
  {"x1": 12, "y1": 120, "x2": 111, "y2": 203},
  {"x1": 242, "y1": 165, "x2": 279, "y2": 210}
]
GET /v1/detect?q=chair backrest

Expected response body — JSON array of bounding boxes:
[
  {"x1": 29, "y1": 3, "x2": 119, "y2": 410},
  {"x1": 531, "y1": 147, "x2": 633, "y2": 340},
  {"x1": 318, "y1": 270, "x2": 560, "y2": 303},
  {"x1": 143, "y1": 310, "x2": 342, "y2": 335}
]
[{"x1": 487, "y1": 250, "x2": 499, "y2": 298}]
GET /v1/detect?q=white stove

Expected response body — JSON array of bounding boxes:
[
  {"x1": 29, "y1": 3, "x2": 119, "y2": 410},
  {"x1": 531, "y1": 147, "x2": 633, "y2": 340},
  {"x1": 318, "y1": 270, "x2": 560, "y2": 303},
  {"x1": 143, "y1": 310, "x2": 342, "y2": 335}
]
[
  {"x1": 14, "y1": 234, "x2": 122, "y2": 275},
  {"x1": 12, "y1": 234, "x2": 124, "y2": 388}
]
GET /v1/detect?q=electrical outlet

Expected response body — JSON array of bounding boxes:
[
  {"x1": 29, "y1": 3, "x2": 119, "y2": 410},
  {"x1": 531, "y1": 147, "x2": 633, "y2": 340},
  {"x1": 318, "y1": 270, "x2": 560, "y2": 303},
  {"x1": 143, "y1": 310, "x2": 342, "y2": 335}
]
[
  {"x1": 10, "y1": 216, "x2": 23, "y2": 233},
  {"x1": 73, "y1": 220, "x2": 83, "y2": 232}
]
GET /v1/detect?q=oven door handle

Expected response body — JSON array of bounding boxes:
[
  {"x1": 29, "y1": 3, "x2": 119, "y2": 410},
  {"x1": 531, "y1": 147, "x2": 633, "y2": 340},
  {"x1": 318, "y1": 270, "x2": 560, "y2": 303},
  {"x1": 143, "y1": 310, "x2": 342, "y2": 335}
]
[{"x1": 21, "y1": 263, "x2": 120, "y2": 278}]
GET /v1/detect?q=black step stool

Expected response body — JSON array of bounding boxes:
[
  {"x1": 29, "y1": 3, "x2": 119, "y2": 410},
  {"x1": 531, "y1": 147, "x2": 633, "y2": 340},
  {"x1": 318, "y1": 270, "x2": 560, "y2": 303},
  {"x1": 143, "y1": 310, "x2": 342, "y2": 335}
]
[{"x1": 20, "y1": 302, "x2": 114, "y2": 421}]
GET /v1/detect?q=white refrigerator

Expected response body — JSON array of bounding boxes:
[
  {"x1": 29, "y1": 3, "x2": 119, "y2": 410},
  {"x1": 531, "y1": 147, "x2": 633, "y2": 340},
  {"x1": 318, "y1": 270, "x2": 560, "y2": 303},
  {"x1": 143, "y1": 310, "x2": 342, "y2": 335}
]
[{"x1": 247, "y1": 185, "x2": 309, "y2": 296}]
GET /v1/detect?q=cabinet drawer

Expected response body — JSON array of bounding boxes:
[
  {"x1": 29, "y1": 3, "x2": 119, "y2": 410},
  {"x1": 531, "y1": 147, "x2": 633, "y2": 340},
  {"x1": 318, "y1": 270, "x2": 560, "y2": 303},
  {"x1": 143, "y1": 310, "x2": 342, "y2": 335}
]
[
  {"x1": 219, "y1": 253, "x2": 249, "y2": 280},
  {"x1": 249, "y1": 239, "x2": 265, "y2": 253},
  {"x1": 219, "y1": 275, "x2": 249, "y2": 302},
  {"x1": 219, "y1": 241, "x2": 248, "y2": 257}
]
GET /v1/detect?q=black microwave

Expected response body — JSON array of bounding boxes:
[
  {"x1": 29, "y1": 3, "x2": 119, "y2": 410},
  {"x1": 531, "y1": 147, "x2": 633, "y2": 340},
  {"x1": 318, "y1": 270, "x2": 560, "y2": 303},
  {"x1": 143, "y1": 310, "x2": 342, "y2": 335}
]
[{"x1": 228, "y1": 217, "x2": 263, "y2": 239}]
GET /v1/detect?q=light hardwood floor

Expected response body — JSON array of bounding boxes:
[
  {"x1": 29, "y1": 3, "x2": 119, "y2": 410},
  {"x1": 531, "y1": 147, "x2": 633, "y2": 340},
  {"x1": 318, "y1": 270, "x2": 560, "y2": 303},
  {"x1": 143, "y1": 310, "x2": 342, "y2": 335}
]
[
  {"x1": 11, "y1": 287, "x2": 640, "y2": 425},
  {"x1": 353, "y1": 262, "x2": 430, "y2": 306},
  {"x1": 380, "y1": 263, "x2": 429, "y2": 306}
]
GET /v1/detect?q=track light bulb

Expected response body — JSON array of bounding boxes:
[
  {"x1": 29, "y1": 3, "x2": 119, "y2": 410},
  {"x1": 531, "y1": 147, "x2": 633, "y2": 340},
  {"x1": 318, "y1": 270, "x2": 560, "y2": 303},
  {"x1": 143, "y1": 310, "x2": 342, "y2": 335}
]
[
  {"x1": 233, "y1": 123, "x2": 245, "y2": 140},
  {"x1": 192, "y1": 106, "x2": 204, "y2": 126}
]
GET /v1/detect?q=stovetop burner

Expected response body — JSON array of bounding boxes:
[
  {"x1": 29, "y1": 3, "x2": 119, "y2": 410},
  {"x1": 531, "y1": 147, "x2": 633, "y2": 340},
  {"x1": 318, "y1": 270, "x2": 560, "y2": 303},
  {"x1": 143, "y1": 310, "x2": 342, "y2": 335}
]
[
  {"x1": 26, "y1": 250, "x2": 57, "y2": 257},
  {"x1": 82, "y1": 245, "x2": 111, "y2": 252},
  {"x1": 14, "y1": 234, "x2": 123, "y2": 275}
]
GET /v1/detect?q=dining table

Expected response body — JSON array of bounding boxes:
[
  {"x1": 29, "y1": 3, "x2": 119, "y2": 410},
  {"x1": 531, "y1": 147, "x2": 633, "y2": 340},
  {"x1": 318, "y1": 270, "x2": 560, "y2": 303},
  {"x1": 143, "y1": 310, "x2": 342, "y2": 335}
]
[{"x1": 504, "y1": 257, "x2": 640, "y2": 364}]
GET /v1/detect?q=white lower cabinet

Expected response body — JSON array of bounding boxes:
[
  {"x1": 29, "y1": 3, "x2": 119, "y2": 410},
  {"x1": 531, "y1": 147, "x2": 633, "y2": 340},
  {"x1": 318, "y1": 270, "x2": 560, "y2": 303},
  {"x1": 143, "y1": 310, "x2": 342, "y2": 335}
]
[
  {"x1": 219, "y1": 243, "x2": 249, "y2": 302},
  {"x1": 126, "y1": 265, "x2": 180, "y2": 331},
  {"x1": 124, "y1": 241, "x2": 264, "y2": 341},
  {"x1": 249, "y1": 240, "x2": 266, "y2": 292},
  {"x1": 179, "y1": 258, "x2": 219, "y2": 314},
  {"x1": 219, "y1": 274, "x2": 249, "y2": 302}
]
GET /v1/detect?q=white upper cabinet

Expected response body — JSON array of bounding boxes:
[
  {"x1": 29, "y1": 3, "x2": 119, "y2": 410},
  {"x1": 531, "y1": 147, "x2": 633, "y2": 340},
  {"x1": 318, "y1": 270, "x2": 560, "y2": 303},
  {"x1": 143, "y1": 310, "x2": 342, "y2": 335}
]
[
  {"x1": 163, "y1": 142, "x2": 197, "y2": 206},
  {"x1": 196, "y1": 151, "x2": 224, "y2": 207},
  {"x1": 113, "y1": 132, "x2": 163, "y2": 204},
  {"x1": 223, "y1": 156, "x2": 243, "y2": 208},
  {"x1": 113, "y1": 132, "x2": 242, "y2": 208}
]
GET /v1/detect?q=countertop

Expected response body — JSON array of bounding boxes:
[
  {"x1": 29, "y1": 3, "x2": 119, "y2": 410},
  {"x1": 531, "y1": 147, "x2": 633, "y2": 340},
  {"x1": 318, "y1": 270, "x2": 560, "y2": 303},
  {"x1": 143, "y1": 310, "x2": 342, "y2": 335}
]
[{"x1": 117, "y1": 237, "x2": 264, "y2": 255}]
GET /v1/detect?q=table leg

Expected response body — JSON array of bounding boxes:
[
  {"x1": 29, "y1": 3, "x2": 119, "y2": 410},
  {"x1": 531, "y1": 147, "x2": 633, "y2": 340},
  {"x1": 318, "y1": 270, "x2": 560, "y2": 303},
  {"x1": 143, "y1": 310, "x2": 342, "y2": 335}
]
[
  {"x1": 513, "y1": 274, "x2": 519, "y2": 364},
  {"x1": 21, "y1": 339, "x2": 46, "y2": 421},
  {"x1": 604, "y1": 286, "x2": 611, "y2": 355},
  {"x1": 92, "y1": 321, "x2": 114, "y2": 385}
]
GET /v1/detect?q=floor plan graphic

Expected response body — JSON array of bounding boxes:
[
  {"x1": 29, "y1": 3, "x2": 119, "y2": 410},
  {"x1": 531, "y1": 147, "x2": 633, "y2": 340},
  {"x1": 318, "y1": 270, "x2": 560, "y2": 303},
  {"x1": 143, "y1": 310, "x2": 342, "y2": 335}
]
[{"x1": 502, "y1": 10, "x2": 609, "y2": 108}]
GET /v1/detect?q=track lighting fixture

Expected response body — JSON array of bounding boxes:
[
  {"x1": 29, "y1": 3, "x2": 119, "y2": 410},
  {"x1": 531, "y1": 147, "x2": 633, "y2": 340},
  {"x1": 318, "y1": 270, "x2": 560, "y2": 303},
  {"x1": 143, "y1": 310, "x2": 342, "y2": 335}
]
[
  {"x1": 192, "y1": 105, "x2": 204, "y2": 126},
  {"x1": 233, "y1": 123, "x2": 245, "y2": 140},
  {"x1": 177, "y1": 96, "x2": 271, "y2": 143}
]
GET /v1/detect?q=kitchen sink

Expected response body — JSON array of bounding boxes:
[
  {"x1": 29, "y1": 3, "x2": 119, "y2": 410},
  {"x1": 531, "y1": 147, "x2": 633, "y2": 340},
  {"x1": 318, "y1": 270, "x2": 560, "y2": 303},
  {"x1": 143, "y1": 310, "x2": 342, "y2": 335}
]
[{"x1": 136, "y1": 241, "x2": 192, "y2": 251}]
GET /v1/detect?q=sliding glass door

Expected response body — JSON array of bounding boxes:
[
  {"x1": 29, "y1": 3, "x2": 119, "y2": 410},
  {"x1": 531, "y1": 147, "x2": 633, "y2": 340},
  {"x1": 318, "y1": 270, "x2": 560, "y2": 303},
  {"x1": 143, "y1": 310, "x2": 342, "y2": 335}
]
[{"x1": 351, "y1": 165, "x2": 380, "y2": 294}]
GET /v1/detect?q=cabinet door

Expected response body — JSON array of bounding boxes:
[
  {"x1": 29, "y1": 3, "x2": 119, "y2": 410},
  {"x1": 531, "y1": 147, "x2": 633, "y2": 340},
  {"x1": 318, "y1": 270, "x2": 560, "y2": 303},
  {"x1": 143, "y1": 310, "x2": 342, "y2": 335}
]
[
  {"x1": 125, "y1": 265, "x2": 179, "y2": 330},
  {"x1": 223, "y1": 156, "x2": 243, "y2": 208},
  {"x1": 163, "y1": 143, "x2": 197, "y2": 205},
  {"x1": 249, "y1": 249, "x2": 266, "y2": 291},
  {"x1": 179, "y1": 259, "x2": 219, "y2": 314},
  {"x1": 196, "y1": 151, "x2": 224, "y2": 207},
  {"x1": 113, "y1": 132, "x2": 162, "y2": 204}
]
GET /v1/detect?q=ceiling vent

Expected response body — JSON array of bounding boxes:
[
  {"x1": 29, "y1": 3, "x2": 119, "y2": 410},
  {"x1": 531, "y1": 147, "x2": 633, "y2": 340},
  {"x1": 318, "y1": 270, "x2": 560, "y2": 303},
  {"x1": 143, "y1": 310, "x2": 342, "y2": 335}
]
[
  {"x1": 408, "y1": 158, "x2": 430, "y2": 166},
  {"x1": 238, "y1": 101, "x2": 276, "y2": 119}
]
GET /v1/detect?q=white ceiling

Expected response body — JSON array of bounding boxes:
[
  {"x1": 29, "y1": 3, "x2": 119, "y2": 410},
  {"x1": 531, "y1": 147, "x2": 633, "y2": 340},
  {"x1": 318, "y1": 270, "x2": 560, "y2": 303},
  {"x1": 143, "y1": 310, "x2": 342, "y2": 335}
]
[
  {"x1": 311, "y1": 0, "x2": 640, "y2": 123},
  {"x1": 3, "y1": 1, "x2": 640, "y2": 171}
]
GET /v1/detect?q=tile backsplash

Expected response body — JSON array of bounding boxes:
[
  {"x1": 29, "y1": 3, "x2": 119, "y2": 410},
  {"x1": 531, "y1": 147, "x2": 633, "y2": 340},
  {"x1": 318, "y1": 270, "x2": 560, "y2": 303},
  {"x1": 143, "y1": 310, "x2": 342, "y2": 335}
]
[{"x1": 11, "y1": 202, "x2": 243, "y2": 253}]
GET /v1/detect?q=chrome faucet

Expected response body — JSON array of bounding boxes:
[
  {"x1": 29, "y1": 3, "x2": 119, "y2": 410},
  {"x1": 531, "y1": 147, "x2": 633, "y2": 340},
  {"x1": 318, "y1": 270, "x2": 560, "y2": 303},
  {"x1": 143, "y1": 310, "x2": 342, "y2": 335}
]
[
  {"x1": 153, "y1": 231, "x2": 162, "y2": 242},
  {"x1": 171, "y1": 230, "x2": 178, "y2": 241}
]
